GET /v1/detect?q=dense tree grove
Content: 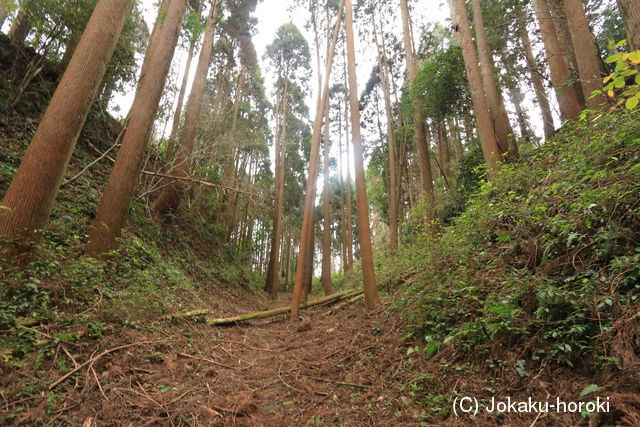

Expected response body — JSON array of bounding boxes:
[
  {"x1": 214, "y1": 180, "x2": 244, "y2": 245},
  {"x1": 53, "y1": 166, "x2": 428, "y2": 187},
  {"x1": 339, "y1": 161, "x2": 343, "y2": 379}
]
[{"x1": 1, "y1": 0, "x2": 639, "y2": 422}]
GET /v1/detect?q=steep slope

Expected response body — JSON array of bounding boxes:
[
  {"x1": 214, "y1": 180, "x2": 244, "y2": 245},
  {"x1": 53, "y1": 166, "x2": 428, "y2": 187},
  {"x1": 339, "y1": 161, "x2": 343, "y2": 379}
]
[{"x1": 377, "y1": 109, "x2": 640, "y2": 425}]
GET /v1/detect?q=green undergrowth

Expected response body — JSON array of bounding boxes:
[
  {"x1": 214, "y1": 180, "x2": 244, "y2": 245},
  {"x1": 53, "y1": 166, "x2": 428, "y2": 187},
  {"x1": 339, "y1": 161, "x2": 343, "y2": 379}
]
[
  {"x1": 0, "y1": 41, "x2": 263, "y2": 365},
  {"x1": 380, "y1": 109, "x2": 640, "y2": 389}
]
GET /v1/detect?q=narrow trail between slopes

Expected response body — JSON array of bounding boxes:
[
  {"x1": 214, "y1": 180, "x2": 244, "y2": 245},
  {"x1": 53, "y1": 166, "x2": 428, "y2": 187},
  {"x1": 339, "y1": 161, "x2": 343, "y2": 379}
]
[{"x1": 15, "y1": 296, "x2": 429, "y2": 426}]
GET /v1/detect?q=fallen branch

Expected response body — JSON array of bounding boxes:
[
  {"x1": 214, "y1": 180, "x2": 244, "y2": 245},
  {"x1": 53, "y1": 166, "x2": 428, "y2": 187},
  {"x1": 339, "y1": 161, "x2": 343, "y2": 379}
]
[
  {"x1": 177, "y1": 352, "x2": 237, "y2": 370},
  {"x1": 163, "y1": 309, "x2": 210, "y2": 321},
  {"x1": 138, "y1": 170, "x2": 259, "y2": 198},
  {"x1": 204, "y1": 289, "x2": 363, "y2": 326},
  {"x1": 86, "y1": 144, "x2": 258, "y2": 198},
  {"x1": 49, "y1": 340, "x2": 172, "y2": 390},
  {"x1": 302, "y1": 374, "x2": 370, "y2": 389},
  {"x1": 325, "y1": 292, "x2": 364, "y2": 314}
]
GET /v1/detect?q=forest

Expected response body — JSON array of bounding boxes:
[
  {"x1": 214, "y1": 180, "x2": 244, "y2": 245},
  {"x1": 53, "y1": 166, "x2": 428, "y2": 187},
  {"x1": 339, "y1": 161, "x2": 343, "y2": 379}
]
[{"x1": 0, "y1": 0, "x2": 639, "y2": 424}]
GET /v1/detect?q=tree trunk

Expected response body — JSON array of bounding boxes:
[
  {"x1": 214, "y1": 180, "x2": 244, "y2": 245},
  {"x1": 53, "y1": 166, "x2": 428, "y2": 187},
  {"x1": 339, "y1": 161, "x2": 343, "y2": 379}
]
[
  {"x1": 448, "y1": 117, "x2": 464, "y2": 162},
  {"x1": 374, "y1": 15, "x2": 399, "y2": 254},
  {"x1": 0, "y1": 0, "x2": 133, "y2": 258},
  {"x1": 165, "y1": 0, "x2": 204, "y2": 168},
  {"x1": 86, "y1": 0, "x2": 188, "y2": 255},
  {"x1": 265, "y1": 77, "x2": 289, "y2": 299},
  {"x1": 546, "y1": 0, "x2": 585, "y2": 107},
  {"x1": 8, "y1": 6, "x2": 30, "y2": 44},
  {"x1": 618, "y1": 0, "x2": 640, "y2": 51},
  {"x1": 345, "y1": 0, "x2": 380, "y2": 311},
  {"x1": 532, "y1": 0, "x2": 582, "y2": 120},
  {"x1": 56, "y1": 30, "x2": 82, "y2": 75},
  {"x1": 435, "y1": 121, "x2": 451, "y2": 181},
  {"x1": 398, "y1": 0, "x2": 435, "y2": 221},
  {"x1": 221, "y1": 68, "x2": 245, "y2": 243},
  {"x1": 344, "y1": 92, "x2": 354, "y2": 271},
  {"x1": 517, "y1": 2, "x2": 556, "y2": 139},
  {"x1": 450, "y1": 0, "x2": 501, "y2": 175},
  {"x1": 470, "y1": 0, "x2": 518, "y2": 160},
  {"x1": 564, "y1": 0, "x2": 605, "y2": 109},
  {"x1": 290, "y1": 0, "x2": 344, "y2": 320},
  {"x1": 152, "y1": 0, "x2": 220, "y2": 216},
  {"x1": 337, "y1": 100, "x2": 346, "y2": 273},
  {"x1": 302, "y1": 214, "x2": 315, "y2": 303},
  {"x1": 321, "y1": 95, "x2": 333, "y2": 296},
  {"x1": 507, "y1": 84, "x2": 533, "y2": 141}
]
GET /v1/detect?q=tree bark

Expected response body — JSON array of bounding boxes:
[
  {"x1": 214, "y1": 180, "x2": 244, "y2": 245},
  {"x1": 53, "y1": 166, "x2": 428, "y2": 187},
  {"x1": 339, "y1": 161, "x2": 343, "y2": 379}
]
[
  {"x1": 290, "y1": 0, "x2": 344, "y2": 320},
  {"x1": 152, "y1": 0, "x2": 220, "y2": 216},
  {"x1": 344, "y1": 89, "x2": 354, "y2": 271},
  {"x1": 344, "y1": 0, "x2": 380, "y2": 311},
  {"x1": 373, "y1": 15, "x2": 399, "y2": 254},
  {"x1": 517, "y1": 2, "x2": 556, "y2": 139},
  {"x1": 56, "y1": 30, "x2": 82, "y2": 75},
  {"x1": 398, "y1": 0, "x2": 435, "y2": 221},
  {"x1": 265, "y1": 76, "x2": 289, "y2": 299},
  {"x1": 86, "y1": 0, "x2": 188, "y2": 255},
  {"x1": 564, "y1": 0, "x2": 605, "y2": 109},
  {"x1": 321, "y1": 95, "x2": 333, "y2": 296},
  {"x1": 618, "y1": 0, "x2": 640, "y2": 51},
  {"x1": 470, "y1": 0, "x2": 518, "y2": 160},
  {"x1": 165, "y1": 0, "x2": 204, "y2": 168},
  {"x1": 531, "y1": 0, "x2": 582, "y2": 120},
  {"x1": 546, "y1": 0, "x2": 585, "y2": 107},
  {"x1": 0, "y1": 0, "x2": 133, "y2": 258},
  {"x1": 450, "y1": 0, "x2": 501, "y2": 175}
]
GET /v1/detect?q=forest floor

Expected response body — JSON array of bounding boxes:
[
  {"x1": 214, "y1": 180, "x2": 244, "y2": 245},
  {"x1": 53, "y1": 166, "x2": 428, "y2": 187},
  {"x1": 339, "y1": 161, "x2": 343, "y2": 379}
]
[{"x1": 2, "y1": 294, "x2": 438, "y2": 426}]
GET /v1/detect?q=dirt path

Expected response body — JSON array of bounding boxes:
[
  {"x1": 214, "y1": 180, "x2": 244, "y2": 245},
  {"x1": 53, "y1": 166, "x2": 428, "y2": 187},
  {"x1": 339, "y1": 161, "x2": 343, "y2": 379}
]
[{"x1": 5, "y1": 296, "x2": 427, "y2": 425}]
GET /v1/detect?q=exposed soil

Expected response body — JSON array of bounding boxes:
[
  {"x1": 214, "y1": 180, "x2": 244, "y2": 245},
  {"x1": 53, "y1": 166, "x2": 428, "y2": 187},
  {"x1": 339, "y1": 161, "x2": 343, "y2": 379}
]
[
  {"x1": 3, "y1": 292, "x2": 639, "y2": 426},
  {"x1": 1, "y1": 295, "x2": 423, "y2": 425}
]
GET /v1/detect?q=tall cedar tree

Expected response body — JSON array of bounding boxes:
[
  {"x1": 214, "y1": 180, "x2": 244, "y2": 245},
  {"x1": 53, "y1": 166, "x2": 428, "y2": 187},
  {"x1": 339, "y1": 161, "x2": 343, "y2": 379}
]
[
  {"x1": 291, "y1": 0, "x2": 344, "y2": 320},
  {"x1": 321, "y1": 94, "x2": 333, "y2": 296},
  {"x1": 344, "y1": 0, "x2": 380, "y2": 311},
  {"x1": 86, "y1": 0, "x2": 189, "y2": 255},
  {"x1": 449, "y1": 0, "x2": 501, "y2": 174},
  {"x1": 152, "y1": 0, "x2": 220, "y2": 216},
  {"x1": 0, "y1": 0, "x2": 133, "y2": 257},
  {"x1": 265, "y1": 77, "x2": 289, "y2": 298},
  {"x1": 165, "y1": 0, "x2": 205, "y2": 167},
  {"x1": 398, "y1": 0, "x2": 435, "y2": 221},
  {"x1": 617, "y1": 0, "x2": 640, "y2": 51},
  {"x1": 516, "y1": 0, "x2": 555, "y2": 139},
  {"x1": 564, "y1": 0, "x2": 606, "y2": 109},
  {"x1": 470, "y1": 0, "x2": 518, "y2": 160},
  {"x1": 373, "y1": 14, "x2": 399, "y2": 254},
  {"x1": 531, "y1": 0, "x2": 582, "y2": 120}
]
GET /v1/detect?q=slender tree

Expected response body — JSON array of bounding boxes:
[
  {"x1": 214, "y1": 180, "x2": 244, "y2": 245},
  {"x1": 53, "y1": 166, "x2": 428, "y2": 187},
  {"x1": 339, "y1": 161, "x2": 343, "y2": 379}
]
[
  {"x1": 86, "y1": 0, "x2": 188, "y2": 255},
  {"x1": 291, "y1": 0, "x2": 344, "y2": 320},
  {"x1": 449, "y1": 0, "x2": 500, "y2": 173},
  {"x1": 373, "y1": 13, "x2": 399, "y2": 254},
  {"x1": 398, "y1": 0, "x2": 435, "y2": 221},
  {"x1": 617, "y1": 0, "x2": 640, "y2": 51},
  {"x1": 321, "y1": 94, "x2": 333, "y2": 296},
  {"x1": 264, "y1": 23, "x2": 310, "y2": 298},
  {"x1": 470, "y1": 0, "x2": 518, "y2": 160},
  {"x1": 564, "y1": 0, "x2": 605, "y2": 109},
  {"x1": 0, "y1": 0, "x2": 133, "y2": 257},
  {"x1": 516, "y1": 1, "x2": 555, "y2": 139},
  {"x1": 531, "y1": 0, "x2": 582, "y2": 120},
  {"x1": 344, "y1": 0, "x2": 380, "y2": 311},
  {"x1": 152, "y1": 0, "x2": 220, "y2": 216},
  {"x1": 165, "y1": 0, "x2": 205, "y2": 167}
]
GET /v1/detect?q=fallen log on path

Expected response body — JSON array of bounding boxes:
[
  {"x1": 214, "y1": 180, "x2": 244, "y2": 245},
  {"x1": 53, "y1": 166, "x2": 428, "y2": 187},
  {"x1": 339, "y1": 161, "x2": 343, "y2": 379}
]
[
  {"x1": 205, "y1": 288, "x2": 363, "y2": 326},
  {"x1": 325, "y1": 292, "x2": 364, "y2": 314}
]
